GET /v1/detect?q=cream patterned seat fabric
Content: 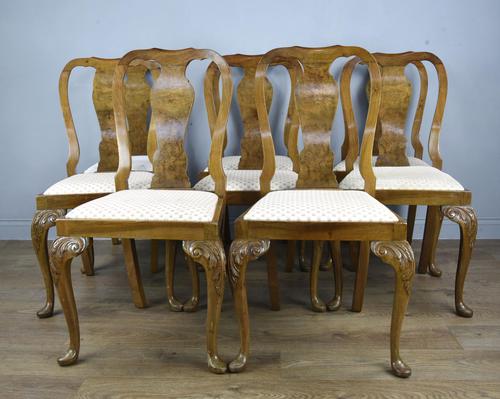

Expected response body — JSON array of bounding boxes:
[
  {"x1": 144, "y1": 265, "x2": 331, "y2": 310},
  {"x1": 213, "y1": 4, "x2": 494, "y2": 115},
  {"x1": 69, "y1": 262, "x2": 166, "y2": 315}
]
[
  {"x1": 203, "y1": 155, "x2": 294, "y2": 172},
  {"x1": 84, "y1": 155, "x2": 153, "y2": 173},
  {"x1": 66, "y1": 190, "x2": 218, "y2": 222},
  {"x1": 43, "y1": 172, "x2": 153, "y2": 195},
  {"x1": 333, "y1": 156, "x2": 429, "y2": 172},
  {"x1": 339, "y1": 166, "x2": 464, "y2": 191},
  {"x1": 194, "y1": 170, "x2": 298, "y2": 192},
  {"x1": 244, "y1": 190, "x2": 399, "y2": 222}
]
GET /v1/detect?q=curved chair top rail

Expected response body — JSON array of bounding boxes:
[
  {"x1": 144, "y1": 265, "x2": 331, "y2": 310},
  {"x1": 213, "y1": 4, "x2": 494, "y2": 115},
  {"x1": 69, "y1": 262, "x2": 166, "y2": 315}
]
[
  {"x1": 205, "y1": 53, "x2": 301, "y2": 171},
  {"x1": 340, "y1": 51, "x2": 446, "y2": 169},
  {"x1": 60, "y1": 57, "x2": 157, "y2": 176},
  {"x1": 113, "y1": 48, "x2": 233, "y2": 197},
  {"x1": 256, "y1": 45, "x2": 382, "y2": 196}
]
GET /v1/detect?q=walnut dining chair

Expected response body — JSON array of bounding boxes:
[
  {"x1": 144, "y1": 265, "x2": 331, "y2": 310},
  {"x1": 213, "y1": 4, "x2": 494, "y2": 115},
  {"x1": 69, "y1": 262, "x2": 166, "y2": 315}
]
[
  {"x1": 48, "y1": 47, "x2": 233, "y2": 373},
  {"x1": 32, "y1": 57, "x2": 154, "y2": 318},
  {"x1": 305, "y1": 53, "x2": 431, "y2": 273},
  {"x1": 192, "y1": 53, "x2": 301, "y2": 310},
  {"x1": 337, "y1": 52, "x2": 477, "y2": 317},
  {"x1": 228, "y1": 45, "x2": 416, "y2": 378}
]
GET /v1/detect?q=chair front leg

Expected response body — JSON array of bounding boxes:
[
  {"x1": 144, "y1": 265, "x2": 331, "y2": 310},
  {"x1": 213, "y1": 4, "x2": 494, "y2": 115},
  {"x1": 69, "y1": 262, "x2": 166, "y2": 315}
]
[
  {"x1": 371, "y1": 240, "x2": 415, "y2": 378},
  {"x1": 31, "y1": 209, "x2": 65, "y2": 318},
  {"x1": 49, "y1": 236, "x2": 89, "y2": 366},
  {"x1": 418, "y1": 206, "x2": 443, "y2": 276},
  {"x1": 442, "y1": 206, "x2": 477, "y2": 318},
  {"x1": 183, "y1": 240, "x2": 227, "y2": 374},
  {"x1": 228, "y1": 239, "x2": 270, "y2": 373}
]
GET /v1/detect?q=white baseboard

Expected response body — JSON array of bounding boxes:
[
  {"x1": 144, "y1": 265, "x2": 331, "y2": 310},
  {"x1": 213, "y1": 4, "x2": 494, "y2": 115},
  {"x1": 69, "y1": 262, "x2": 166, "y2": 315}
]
[{"x1": 1, "y1": 217, "x2": 499, "y2": 240}]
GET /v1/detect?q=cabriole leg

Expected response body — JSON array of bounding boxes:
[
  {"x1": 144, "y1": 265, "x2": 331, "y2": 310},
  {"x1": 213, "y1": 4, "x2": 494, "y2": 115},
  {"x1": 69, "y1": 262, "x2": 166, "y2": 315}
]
[
  {"x1": 371, "y1": 240, "x2": 415, "y2": 378},
  {"x1": 183, "y1": 240, "x2": 227, "y2": 374},
  {"x1": 49, "y1": 236, "x2": 88, "y2": 366},
  {"x1": 228, "y1": 239, "x2": 270, "y2": 373},
  {"x1": 31, "y1": 209, "x2": 65, "y2": 318},
  {"x1": 442, "y1": 206, "x2": 477, "y2": 317},
  {"x1": 266, "y1": 242, "x2": 280, "y2": 310}
]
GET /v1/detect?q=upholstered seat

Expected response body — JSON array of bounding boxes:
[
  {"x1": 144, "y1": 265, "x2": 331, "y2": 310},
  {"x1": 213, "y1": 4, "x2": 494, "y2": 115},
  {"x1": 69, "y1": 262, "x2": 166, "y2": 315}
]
[
  {"x1": 244, "y1": 190, "x2": 399, "y2": 222},
  {"x1": 43, "y1": 172, "x2": 153, "y2": 195},
  {"x1": 194, "y1": 169, "x2": 298, "y2": 192},
  {"x1": 84, "y1": 155, "x2": 153, "y2": 173},
  {"x1": 203, "y1": 155, "x2": 293, "y2": 172},
  {"x1": 333, "y1": 156, "x2": 429, "y2": 172},
  {"x1": 65, "y1": 189, "x2": 219, "y2": 222},
  {"x1": 339, "y1": 166, "x2": 464, "y2": 191}
]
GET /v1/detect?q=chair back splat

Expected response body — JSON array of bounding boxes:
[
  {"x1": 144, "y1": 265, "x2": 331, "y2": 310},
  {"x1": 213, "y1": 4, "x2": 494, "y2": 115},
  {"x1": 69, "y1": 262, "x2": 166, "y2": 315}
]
[
  {"x1": 59, "y1": 57, "x2": 153, "y2": 175},
  {"x1": 205, "y1": 54, "x2": 301, "y2": 172},
  {"x1": 112, "y1": 48, "x2": 233, "y2": 197},
  {"x1": 256, "y1": 46, "x2": 382, "y2": 196},
  {"x1": 341, "y1": 52, "x2": 447, "y2": 169}
]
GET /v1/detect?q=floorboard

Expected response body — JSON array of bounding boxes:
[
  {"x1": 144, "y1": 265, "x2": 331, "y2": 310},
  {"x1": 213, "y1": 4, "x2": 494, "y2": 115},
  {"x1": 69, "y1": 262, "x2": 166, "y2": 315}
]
[{"x1": 0, "y1": 239, "x2": 499, "y2": 398}]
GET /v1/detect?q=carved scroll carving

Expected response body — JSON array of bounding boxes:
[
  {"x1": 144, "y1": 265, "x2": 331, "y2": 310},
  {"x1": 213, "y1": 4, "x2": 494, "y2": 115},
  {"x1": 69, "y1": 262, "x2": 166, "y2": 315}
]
[{"x1": 371, "y1": 240, "x2": 415, "y2": 296}]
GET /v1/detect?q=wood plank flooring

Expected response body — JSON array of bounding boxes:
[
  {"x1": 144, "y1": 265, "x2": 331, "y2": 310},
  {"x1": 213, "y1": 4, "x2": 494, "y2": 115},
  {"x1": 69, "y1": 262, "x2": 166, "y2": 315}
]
[{"x1": 0, "y1": 239, "x2": 499, "y2": 398}]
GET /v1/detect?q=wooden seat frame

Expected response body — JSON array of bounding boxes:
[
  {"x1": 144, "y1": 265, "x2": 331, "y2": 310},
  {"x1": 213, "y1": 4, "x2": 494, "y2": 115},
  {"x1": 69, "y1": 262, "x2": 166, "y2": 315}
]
[
  {"x1": 48, "y1": 48, "x2": 233, "y2": 374},
  {"x1": 32, "y1": 57, "x2": 153, "y2": 318},
  {"x1": 339, "y1": 52, "x2": 477, "y2": 317},
  {"x1": 228, "y1": 45, "x2": 416, "y2": 378}
]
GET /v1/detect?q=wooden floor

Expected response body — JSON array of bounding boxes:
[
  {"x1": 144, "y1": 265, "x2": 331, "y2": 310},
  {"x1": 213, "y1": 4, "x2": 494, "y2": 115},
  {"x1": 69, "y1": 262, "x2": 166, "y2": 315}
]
[{"x1": 1, "y1": 239, "x2": 500, "y2": 398}]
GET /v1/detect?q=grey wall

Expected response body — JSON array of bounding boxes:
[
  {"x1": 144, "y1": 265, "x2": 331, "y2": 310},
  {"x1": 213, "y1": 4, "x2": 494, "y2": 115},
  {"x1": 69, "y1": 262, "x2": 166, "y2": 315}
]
[{"x1": 1, "y1": 0, "x2": 499, "y2": 239}]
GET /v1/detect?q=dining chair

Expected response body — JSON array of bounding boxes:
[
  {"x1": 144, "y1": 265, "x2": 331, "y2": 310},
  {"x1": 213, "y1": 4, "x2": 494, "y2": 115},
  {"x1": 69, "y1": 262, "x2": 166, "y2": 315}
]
[
  {"x1": 193, "y1": 53, "x2": 301, "y2": 310},
  {"x1": 335, "y1": 52, "x2": 430, "y2": 243},
  {"x1": 337, "y1": 52, "x2": 477, "y2": 317},
  {"x1": 228, "y1": 45, "x2": 416, "y2": 378},
  {"x1": 305, "y1": 53, "x2": 431, "y2": 273},
  {"x1": 32, "y1": 57, "x2": 154, "y2": 318},
  {"x1": 48, "y1": 47, "x2": 232, "y2": 373}
]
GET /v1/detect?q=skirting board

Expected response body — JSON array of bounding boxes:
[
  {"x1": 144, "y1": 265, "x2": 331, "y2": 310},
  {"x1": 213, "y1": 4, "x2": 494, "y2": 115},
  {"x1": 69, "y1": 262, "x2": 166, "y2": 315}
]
[{"x1": 1, "y1": 217, "x2": 499, "y2": 240}]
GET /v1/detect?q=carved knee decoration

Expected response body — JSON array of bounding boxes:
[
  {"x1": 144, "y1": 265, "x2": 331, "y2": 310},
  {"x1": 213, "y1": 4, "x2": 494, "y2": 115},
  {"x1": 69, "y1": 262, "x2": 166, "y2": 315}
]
[
  {"x1": 31, "y1": 209, "x2": 66, "y2": 318},
  {"x1": 182, "y1": 240, "x2": 227, "y2": 374},
  {"x1": 442, "y1": 206, "x2": 477, "y2": 318}
]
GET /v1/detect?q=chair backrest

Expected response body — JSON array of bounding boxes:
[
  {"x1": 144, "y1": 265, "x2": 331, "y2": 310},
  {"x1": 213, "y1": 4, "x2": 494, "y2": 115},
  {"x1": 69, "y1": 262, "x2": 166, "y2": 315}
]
[
  {"x1": 59, "y1": 57, "x2": 154, "y2": 175},
  {"x1": 256, "y1": 45, "x2": 382, "y2": 195},
  {"x1": 340, "y1": 52, "x2": 447, "y2": 169},
  {"x1": 205, "y1": 54, "x2": 301, "y2": 171},
  {"x1": 113, "y1": 48, "x2": 233, "y2": 197}
]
